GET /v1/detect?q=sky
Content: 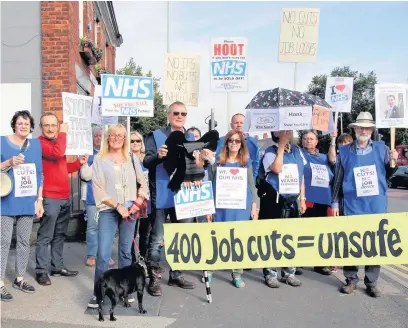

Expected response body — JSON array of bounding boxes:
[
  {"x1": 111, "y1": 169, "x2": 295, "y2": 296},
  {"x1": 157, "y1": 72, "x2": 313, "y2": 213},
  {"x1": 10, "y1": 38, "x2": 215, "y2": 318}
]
[{"x1": 113, "y1": 1, "x2": 408, "y2": 136}]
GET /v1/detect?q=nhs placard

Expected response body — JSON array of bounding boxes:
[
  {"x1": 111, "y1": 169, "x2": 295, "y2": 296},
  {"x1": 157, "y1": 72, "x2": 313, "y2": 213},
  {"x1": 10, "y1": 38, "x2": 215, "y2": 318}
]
[
  {"x1": 101, "y1": 74, "x2": 154, "y2": 117},
  {"x1": 174, "y1": 181, "x2": 215, "y2": 220}
]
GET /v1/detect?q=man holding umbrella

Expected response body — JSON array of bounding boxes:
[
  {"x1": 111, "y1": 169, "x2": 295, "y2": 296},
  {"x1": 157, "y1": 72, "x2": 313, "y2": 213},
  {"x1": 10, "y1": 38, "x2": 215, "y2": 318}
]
[{"x1": 331, "y1": 112, "x2": 399, "y2": 297}]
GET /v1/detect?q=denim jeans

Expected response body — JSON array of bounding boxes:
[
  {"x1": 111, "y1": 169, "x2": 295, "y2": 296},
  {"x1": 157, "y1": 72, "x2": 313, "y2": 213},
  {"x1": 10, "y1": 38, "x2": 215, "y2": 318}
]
[
  {"x1": 85, "y1": 204, "x2": 98, "y2": 258},
  {"x1": 147, "y1": 207, "x2": 194, "y2": 279},
  {"x1": 94, "y1": 209, "x2": 135, "y2": 286}
]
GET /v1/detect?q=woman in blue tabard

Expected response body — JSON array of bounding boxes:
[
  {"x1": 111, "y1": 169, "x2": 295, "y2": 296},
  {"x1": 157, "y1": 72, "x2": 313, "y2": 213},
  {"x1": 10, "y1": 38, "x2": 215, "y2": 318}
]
[
  {"x1": 300, "y1": 130, "x2": 334, "y2": 276},
  {"x1": 258, "y1": 130, "x2": 306, "y2": 288},
  {"x1": 1, "y1": 110, "x2": 43, "y2": 302},
  {"x1": 208, "y1": 130, "x2": 258, "y2": 288}
]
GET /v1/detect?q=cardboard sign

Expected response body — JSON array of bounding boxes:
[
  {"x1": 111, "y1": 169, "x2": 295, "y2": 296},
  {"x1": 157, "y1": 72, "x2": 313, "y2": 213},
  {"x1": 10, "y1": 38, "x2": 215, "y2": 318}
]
[
  {"x1": 91, "y1": 85, "x2": 118, "y2": 125},
  {"x1": 174, "y1": 182, "x2": 215, "y2": 220},
  {"x1": 164, "y1": 212, "x2": 408, "y2": 270},
  {"x1": 62, "y1": 92, "x2": 93, "y2": 155},
  {"x1": 215, "y1": 167, "x2": 247, "y2": 209},
  {"x1": 163, "y1": 53, "x2": 200, "y2": 107},
  {"x1": 325, "y1": 77, "x2": 354, "y2": 113},
  {"x1": 278, "y1": 106, "x2": 312, "y2": 130},
  {"x1": 210, "y1": 37, "x2": 248, "y2": 92},
  {"x1": 375, "y1": 83, "x2": 408, "y2": 128},
  {"x1": 312, "y1": 105, "x2": 330, "y2": 131},
  {"x1": 101, "y1": 74, "x2": 154, "y2": 117},
  {"x1": 278, "y1": 8, "x2": 320, "y2": 63}
]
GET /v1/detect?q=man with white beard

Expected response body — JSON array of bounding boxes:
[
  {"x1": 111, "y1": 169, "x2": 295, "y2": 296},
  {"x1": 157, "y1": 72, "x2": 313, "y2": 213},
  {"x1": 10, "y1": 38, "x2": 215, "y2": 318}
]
[{"x1": 331, "y1": 112, "x2": 399, "y2": 298}]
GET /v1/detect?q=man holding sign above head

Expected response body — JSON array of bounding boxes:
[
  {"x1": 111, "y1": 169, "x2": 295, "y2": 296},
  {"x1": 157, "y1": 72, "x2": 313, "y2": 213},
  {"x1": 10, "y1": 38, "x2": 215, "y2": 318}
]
[
  {"x1": 331, "y1": 112, "x2": 399, "y2": 297},
  {"x1": 143, "y1": 101, "x2": 196, "y2": 296},
  {"x1": 216, "y1": 113, "x2": 260, "y2": 180},
  {"x1": 35, "y1": 113, "x2": 89, "y2": 286},
  {"x1": 257, "y1": 130, "x2": 306, "y2": 288}
]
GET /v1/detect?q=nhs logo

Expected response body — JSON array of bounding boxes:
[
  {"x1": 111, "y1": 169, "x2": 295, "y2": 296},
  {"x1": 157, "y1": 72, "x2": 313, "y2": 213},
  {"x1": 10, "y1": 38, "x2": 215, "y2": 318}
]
[
  {"x1": 174, "y1": 181, "x2": 215, "y2": 220},
  {"x1": 100, "y1": 74, "x2": 154, "y2": 117},
  {"x1": 212, "y1": 60, "x2": 246, "y2": 77}
]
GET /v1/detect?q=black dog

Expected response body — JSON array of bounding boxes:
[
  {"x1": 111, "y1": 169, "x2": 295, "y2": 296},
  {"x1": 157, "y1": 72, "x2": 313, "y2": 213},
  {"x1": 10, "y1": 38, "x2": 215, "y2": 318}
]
[{"x1": 94, "y1": 262, "x2": 147, "y2": 322}]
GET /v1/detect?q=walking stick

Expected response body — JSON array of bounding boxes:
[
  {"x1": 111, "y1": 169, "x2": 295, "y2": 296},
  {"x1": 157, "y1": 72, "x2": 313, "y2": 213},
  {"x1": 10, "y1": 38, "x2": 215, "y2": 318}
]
[{"x1": 203, "y1": 270, "x2": 212, "y2": 303}]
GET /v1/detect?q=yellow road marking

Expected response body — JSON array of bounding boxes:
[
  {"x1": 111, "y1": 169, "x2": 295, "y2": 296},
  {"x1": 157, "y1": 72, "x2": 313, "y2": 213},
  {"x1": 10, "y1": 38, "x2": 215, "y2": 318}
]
[
  {"x1": 384, "y1": 265, "x2": 408, "y2": 280},
  {"x1": 392, "y1": 264, "x2": 408, "y2": 274}
]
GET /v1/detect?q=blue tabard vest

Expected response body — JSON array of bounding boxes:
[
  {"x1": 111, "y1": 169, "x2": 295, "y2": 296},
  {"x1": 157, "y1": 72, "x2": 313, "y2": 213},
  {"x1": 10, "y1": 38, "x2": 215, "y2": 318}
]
[
  {"x1": 153, "y1": 129, "x2": 176, "y2": 209},
  {"x1": 302, "y1": 150, "x2": 333, "y2": 206},
  {"x1": 85, "y1": 149, "x2": 98, "y2": 206},
  {"x1": 340, "y1": 141, "x2": 387, "y2": 215},
  {"x1": 265, "y1": 146, "x2": 304, "y2": 198}
]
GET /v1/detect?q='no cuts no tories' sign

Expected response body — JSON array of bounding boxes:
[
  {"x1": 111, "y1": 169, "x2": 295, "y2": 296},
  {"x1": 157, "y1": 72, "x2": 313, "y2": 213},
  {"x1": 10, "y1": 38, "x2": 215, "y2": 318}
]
[
  {"x1": 210, "y1": 37, "x2": 248, "y2": 92},
  {"x1": 278, "y1": 8, "x2": 320, "y2": 63},
  {"x1": 101, "y1": 74, "x2": 154, "y2": 117},
  {"x1": 163, "y1": 53, "x2": 200, "y2": 107},
  {"x1": 62, "y1": 93, "x2": 93, "y2": 155}
]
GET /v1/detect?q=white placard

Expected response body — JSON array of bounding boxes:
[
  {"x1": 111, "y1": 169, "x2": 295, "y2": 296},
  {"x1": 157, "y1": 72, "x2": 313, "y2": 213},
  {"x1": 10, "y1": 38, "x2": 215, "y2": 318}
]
[
  {"x1": 310, "y1": 163, "x2": 330, "y2": 188},
  {"x1": 278, "y1": 8, "x2": 320, "y2": 63},
  {"x1": 278, "y1": 106, "x2": 312, "y2": 130},
  {"x1": 101, "y1": 74, "x2": 154, "y2": 117},
  {"x1": 13, "y1": 163, "x2": 37, "y2": 198},
  {"x1": 324, "y1": 77, "x2": 354, "y2": 113},
  {"x1": 174, "y1": 181, "x2": 215, "y2": 220},
  {"x1": 375, "y1": 83, "x2": 408, "y2": 128},
  {"x1": 279, "y1": 164, "x2": 300, "y2": 194},
  {"x1": 353, "y1": 165, "x2": 379, "y2": 197},
  {"x1": 91, "y1": 85, "x2": 118, "y2": 125},
  {"x1": 246, "y1": 108, "x2": 280, "y2": 133},
  {"x1": 215, "y1": 167, "x2": 247, "y2": 209},
  {"x1": 163, "y1": 53, "x2": 200, "y2": 107},
  {"x1": 62, "y1": 92, "x2": 93, "y2": 155},
  {"x1": 210, "y1": 37, "x2": 248, "y2": 92}
]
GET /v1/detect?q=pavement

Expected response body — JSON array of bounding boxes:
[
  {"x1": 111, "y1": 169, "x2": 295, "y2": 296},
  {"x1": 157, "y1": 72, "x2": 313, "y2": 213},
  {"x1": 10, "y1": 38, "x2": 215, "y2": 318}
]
[{"x1": 1, "y1": 188, "x2": 408, "y2": 328}]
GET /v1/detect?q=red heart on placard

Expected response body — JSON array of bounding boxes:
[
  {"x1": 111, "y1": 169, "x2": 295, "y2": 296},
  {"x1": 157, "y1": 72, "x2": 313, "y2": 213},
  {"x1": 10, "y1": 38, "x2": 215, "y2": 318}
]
[
  {"x1": 335, "y1": 84, "x2": 346, "y2": 92},
  {"x1": 230, "y1": 168, "x2": 239, "y2": 175}
]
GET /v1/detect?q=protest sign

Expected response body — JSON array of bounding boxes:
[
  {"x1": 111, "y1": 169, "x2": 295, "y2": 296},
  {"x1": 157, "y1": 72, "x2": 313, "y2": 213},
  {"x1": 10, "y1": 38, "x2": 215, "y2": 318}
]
[
  {"x1": 174, "y1": 181, "x2": 215, "y2": 220},
  {"x1": 215, "y1": 167, "x2": 247, "y2": 209},
  {"x1": 278, "y1": 8, "x2": 320, "y2": 63},
  {"x1": 246, "y1": 108, "x2": 280, "y2": 133},
  {"x1": 325, "y1": 77, "x2": 353, "y2": 113},
  {"x1": 375, "y1": 83, "x2": 408, "y2": 128},
  {"x1": 62, "y1": 92, "x2": 93, "y2": 155},
  {"x1": 101, "y1": 74, "x2": 154, "y2": 117},
  {"x1": 13, "y1": 164, "x2": 37, "y2": 198},
  {"x1": 164, "y1": 212, "x2": 408, "y2": 270},
  {"x1": 278, "y1": 106, "x2": 312, "y2": 130},
  {"x1": 163, "y1": 53, "x2": 200, "y2": 106},
  {"x1": 92, "y1": 85, "x2": 118, "y2": 125},
  {"x1": 312, "y1": 105, "x2": 330, "y2": 131},
  {"x1": 210, "y1": 37, "x2": 248, "y2": 92}
]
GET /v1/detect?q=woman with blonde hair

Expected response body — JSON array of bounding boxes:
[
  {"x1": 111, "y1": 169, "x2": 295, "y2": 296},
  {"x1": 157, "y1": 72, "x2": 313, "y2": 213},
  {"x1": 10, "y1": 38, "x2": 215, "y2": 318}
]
[
  {"x1": 209, "y1": 130, "x2": 258, "y2": 288},
  {"x1": 87, "y1": 124, "x2": 148, "y2": 308}
]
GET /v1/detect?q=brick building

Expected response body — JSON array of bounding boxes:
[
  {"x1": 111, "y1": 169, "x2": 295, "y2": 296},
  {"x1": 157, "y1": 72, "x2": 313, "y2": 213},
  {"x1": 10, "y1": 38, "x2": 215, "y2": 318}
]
[{"x1": 1, "y1": 1, "x2": 123, "y2": 238}]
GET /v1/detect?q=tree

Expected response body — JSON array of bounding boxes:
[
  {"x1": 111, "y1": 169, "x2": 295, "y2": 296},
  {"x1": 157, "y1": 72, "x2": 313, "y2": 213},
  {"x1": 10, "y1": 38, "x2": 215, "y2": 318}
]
[
  {"x1": 306, "y1": 66, "x2": 408, "y2": 150},
  {"x1": 116, "y1": 58, "x2": 167, "y2": 135}
]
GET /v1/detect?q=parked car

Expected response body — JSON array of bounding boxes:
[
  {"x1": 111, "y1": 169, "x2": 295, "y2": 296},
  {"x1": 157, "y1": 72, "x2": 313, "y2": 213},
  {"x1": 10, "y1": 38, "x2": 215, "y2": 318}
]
[{"x1": 388, "y1": 166, "x2": 408, "y2": 189}]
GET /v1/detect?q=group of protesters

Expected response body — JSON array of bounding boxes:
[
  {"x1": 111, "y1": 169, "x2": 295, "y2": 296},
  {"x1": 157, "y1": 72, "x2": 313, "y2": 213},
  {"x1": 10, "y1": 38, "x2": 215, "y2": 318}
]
[{"x1": 0, "y1": 102, "x2": 399, "y2": 304}]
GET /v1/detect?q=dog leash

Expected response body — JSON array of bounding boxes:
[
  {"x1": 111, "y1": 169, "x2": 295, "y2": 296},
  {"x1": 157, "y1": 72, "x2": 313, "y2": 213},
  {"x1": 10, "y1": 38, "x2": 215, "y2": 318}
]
[{"x1": 124, "y1": 216, "x2": 141, "y2": 253}]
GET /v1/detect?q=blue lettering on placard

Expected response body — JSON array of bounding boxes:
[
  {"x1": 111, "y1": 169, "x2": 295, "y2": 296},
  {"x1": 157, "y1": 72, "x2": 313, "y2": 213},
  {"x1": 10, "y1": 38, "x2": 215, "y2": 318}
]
[
  {"x1": 331, "y1": 94, "x2": 349, "y2": 103},
  {"x1": 212, "y1": 60, "x2": 246, "y2": 77},
  {"x1": 102, "y1": 74, "x2": 153, "y2": 100},
  {"x1": 120, "y1": 107, "x2": 138, "y2": 115},
  {"x1": 175, "y1": 182, "x2": 213, "y2": 205}
]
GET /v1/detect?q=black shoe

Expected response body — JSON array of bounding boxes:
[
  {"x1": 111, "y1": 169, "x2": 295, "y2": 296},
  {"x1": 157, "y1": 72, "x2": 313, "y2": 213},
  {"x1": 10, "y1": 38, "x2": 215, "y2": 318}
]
[
  {"x1": 314, "y1": 267, "x2": 332, "y2": 276},
  {"x1": 168, "y1": 276, "x2": 196, "y2": 289},
  {"x1": 295, "y1": 268, "x2": 304, "y2": 275},
  {"x1": 51, "y1": 268, "x2": 78, "y2": 277},
  {"x1": 340, "y1": 283, "x2": 357, "y2": 294},
  {"x1": 147, "y1": 277, "x2": 162, "y2": 297},
  {"x1": 0, "y1": 286, "x2": 13, "y2": 302},
  {"x1": 36, "y1": 273, "x2": 51, "y2": 286},
  {"x1": 13, "y1": 279, "x2": 36, "y2": 293},
  {"x1": 366, "y1": 286, "x2": 381, "y2": 298}
]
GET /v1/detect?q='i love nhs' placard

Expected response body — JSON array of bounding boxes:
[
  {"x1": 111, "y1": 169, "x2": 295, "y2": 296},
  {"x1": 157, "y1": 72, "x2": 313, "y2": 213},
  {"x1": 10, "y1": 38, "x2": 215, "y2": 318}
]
[{"x1": 101, "y1": 74, "x2": 154, "y2": 117}]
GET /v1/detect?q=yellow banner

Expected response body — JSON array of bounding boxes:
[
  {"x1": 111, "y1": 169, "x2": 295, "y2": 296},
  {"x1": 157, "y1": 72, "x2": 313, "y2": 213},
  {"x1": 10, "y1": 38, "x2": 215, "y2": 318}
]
[{"x1": 163, "y1": 213, "x2": 408, "y2": 270}]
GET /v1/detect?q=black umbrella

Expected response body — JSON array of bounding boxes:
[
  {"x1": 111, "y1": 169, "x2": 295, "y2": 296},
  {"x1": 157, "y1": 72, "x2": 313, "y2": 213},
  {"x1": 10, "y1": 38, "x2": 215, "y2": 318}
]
[{"x1": 245, "y1": 87, "x2": 331, "y2": 109}]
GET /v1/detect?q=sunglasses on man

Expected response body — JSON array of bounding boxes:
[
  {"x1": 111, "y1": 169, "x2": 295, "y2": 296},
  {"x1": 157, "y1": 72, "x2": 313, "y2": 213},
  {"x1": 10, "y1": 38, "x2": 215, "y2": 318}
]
[{"x1": 172, "y1": 111, "x2": 187, "y2": 117}]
